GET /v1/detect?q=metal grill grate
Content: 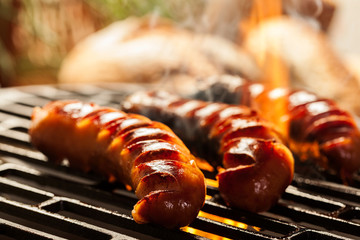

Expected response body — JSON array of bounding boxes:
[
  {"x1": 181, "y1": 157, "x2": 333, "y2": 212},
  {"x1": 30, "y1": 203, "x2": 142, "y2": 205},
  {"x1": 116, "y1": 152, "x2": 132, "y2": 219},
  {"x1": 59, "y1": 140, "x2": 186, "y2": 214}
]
[{"x1": 0, "y1": 83, "x2": 359, "y2": 239}]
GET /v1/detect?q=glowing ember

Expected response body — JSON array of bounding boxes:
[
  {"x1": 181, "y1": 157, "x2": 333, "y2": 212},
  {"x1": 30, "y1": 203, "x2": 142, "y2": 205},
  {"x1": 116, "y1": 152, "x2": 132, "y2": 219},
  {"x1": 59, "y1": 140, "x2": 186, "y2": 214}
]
[
  {"x1": 181, "y1": 226, "x2": 231, "y2": 240},
  {"x1": 181, "y1": 210, "x2": 261, "y2": 239},
  {"x1": 205, "y1": 178, "x2": 219, "y2": 188},
  {"x1": 195, "y1": 157, "x2": 215, "y2": 172}
]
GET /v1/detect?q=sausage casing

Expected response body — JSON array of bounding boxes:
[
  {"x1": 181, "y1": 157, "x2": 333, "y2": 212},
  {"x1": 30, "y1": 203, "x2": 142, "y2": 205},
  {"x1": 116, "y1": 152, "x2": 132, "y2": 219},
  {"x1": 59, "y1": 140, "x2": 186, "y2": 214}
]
[
  {"x1": 122, "y1": 91, "x2": 294, "y2": 212},
  {"x1": 195, "y1": 75, "x2": 360, "y2": 182},
  {"x1": 29, "y1": 100, "x2": 206, "y2": 228}
]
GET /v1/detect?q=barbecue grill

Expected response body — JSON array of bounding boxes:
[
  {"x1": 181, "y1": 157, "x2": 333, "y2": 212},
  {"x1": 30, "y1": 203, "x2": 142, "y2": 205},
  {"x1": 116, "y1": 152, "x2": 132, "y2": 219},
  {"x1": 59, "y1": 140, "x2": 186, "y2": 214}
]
[{"x1": 0, "y1": 83, "x2": 359, "y2": 240}]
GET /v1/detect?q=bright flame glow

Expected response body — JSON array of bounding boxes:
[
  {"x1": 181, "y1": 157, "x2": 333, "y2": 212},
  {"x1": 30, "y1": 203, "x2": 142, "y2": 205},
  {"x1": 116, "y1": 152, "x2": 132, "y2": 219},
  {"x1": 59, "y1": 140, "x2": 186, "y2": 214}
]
[
  {"x1": 241, "y1": 0, "x2": 289, "y2": 135},
  {"x1": 240, "y1": 0, "x2": 282, "y2": 39},
  {"x1": 205, "y1": 178, "x2": 219, "y2": 188},
  {"x1": 181, "y1": 210, "x2": 261, "y2": 239},
  {"x1": 205, "y1": 195, "x2": 213, "y2": 200},
  {"x1": 199, "y1": 211, "x2": 248, "y2": 229},
  {"x1": 181, "y1": 226, "x2": 231, "y2": 240},
  {"x1": 195, "y1": 157, "x2": 215, "y2": 172},
  {"x1": 242, "y1": 0, "x2": 288, "y2": 89},
  {"x1": 202, "y1": 211, "x2": 262, "y2": 230}
]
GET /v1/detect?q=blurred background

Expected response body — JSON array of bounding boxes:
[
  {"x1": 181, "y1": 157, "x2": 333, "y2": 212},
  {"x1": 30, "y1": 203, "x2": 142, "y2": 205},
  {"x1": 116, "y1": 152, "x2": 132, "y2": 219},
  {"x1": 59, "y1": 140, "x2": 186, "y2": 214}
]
[
  {"x1": 0, "y1": 0, "x2": 210, "y2": 87},
  {"x1": 0, "y1": 0, "x2": 359, "y2": 88}
]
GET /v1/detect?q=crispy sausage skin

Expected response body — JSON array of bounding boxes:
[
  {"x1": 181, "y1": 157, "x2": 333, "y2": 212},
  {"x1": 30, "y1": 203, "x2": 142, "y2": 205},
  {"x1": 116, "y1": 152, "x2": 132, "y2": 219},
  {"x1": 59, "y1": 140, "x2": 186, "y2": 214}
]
[
  {"x1": 29, "y1": 100, "x2": 206, "y2": 228},
  {"x1": 195, "y1": 75, "x2": 360, "y2": 183},
  {"x1": 122, "y1": 91, "x2": 294, "y2": 212}
]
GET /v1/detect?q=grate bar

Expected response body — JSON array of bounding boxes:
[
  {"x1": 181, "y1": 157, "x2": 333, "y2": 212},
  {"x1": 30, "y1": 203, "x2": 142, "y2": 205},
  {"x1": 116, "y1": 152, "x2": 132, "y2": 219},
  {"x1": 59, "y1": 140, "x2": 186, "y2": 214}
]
[
  {"x1": 270, "y1": 203, "x2": 360, "y2": 238},
  {"x1": 0, "y1": 218, "x2": 68, "y2": 240},
  {"x1": 0, "y1": 197, "x2": 132, "y2": 240},
  {"x1": 0, "y1": 84, "x2": 360, "y2": 239}
]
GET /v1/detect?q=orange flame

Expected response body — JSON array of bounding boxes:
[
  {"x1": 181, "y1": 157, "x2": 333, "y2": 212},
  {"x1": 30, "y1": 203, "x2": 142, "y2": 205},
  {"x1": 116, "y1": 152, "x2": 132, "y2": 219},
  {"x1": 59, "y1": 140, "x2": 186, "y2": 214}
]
[
  {"x1": 241, "y1": 0, "x2": 288, "y2": 88},
  {"x1": 241, "y1": 0, "x2": 289, "y2": 134},
  {"x1": 182, "y1": 226, "x2": 232, "y2": 240},
  {"x1": 205, "y1": 178, "x2": 219, "y2": 188},
  {"x1": 181, "y1": 211, "x2": 261, "y2": 239},
  {"x1": 240, "y1": 0, "x2": 283, "y2": 39}
]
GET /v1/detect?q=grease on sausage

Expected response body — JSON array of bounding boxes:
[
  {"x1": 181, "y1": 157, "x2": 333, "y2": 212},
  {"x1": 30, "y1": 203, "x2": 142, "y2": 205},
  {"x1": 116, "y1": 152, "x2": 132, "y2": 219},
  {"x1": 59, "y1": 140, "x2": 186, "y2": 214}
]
[
  {"x1": 123, "y1": 91, "x2": 294, "y2": 212},
  {"x1": 29, "y1": 100, "x2": 206, "y2": 228}
]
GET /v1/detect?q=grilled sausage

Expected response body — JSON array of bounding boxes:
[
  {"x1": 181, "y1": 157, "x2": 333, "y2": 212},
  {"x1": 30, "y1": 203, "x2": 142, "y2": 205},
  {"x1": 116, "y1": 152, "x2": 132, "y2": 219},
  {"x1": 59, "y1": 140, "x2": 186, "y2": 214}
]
[
  {"x1": 29, "y1": 100, "x2": 206, "y2": 228},
  {"x1": 195, "y1": 75, "x2": 360, "y2": 183},
  {"x1": 122, "y1": 91, "x2": 294, "y2": 212}
]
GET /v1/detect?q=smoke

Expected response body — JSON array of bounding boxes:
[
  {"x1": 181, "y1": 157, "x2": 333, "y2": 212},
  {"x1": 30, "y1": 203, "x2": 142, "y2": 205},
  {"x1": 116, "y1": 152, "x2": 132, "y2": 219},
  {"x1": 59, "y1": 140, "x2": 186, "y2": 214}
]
[{"x1": 154, "y1": 0, "x2": 327, "y2": 44}]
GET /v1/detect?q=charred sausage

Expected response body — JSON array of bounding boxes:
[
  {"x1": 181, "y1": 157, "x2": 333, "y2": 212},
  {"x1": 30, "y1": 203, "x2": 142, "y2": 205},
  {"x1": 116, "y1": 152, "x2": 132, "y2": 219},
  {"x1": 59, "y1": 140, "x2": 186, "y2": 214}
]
[
  {"x1": 122, "y1": 91, "x2": 294, "y2": 212},
  {"x1": 195, "y1": 75, "x2": 360, "y2": 183},
  {"x1": 29, "y1": 100, "x2": 206, "y2": 228}
]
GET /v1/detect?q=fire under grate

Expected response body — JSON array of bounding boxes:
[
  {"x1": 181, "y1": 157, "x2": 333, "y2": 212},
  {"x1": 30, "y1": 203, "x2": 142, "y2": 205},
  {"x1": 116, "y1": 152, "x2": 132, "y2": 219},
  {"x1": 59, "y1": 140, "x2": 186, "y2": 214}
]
[{"x1": 0, "y1": 83, "x2": 359, "y2": 239}]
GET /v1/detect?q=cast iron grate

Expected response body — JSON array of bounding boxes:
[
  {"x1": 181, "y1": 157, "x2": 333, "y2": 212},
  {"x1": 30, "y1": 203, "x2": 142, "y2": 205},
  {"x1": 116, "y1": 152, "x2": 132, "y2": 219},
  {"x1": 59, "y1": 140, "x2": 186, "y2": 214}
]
[{"x1": 0, "y1": 83, "x2": 359, "y2": 239}]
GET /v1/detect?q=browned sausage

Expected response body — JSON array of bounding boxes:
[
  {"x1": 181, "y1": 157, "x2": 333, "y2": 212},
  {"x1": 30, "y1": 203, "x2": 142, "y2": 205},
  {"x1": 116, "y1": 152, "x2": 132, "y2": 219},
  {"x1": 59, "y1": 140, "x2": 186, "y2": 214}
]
[
  {"x1": 195, "y1": 75, "x2": 360, "y2": 183},
  {"x1": 29, "y1": 100, "x2": 206, "y2": 228},
  {"x1": 122, "y1": 91, "x2": 294, "y2": 212}
]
